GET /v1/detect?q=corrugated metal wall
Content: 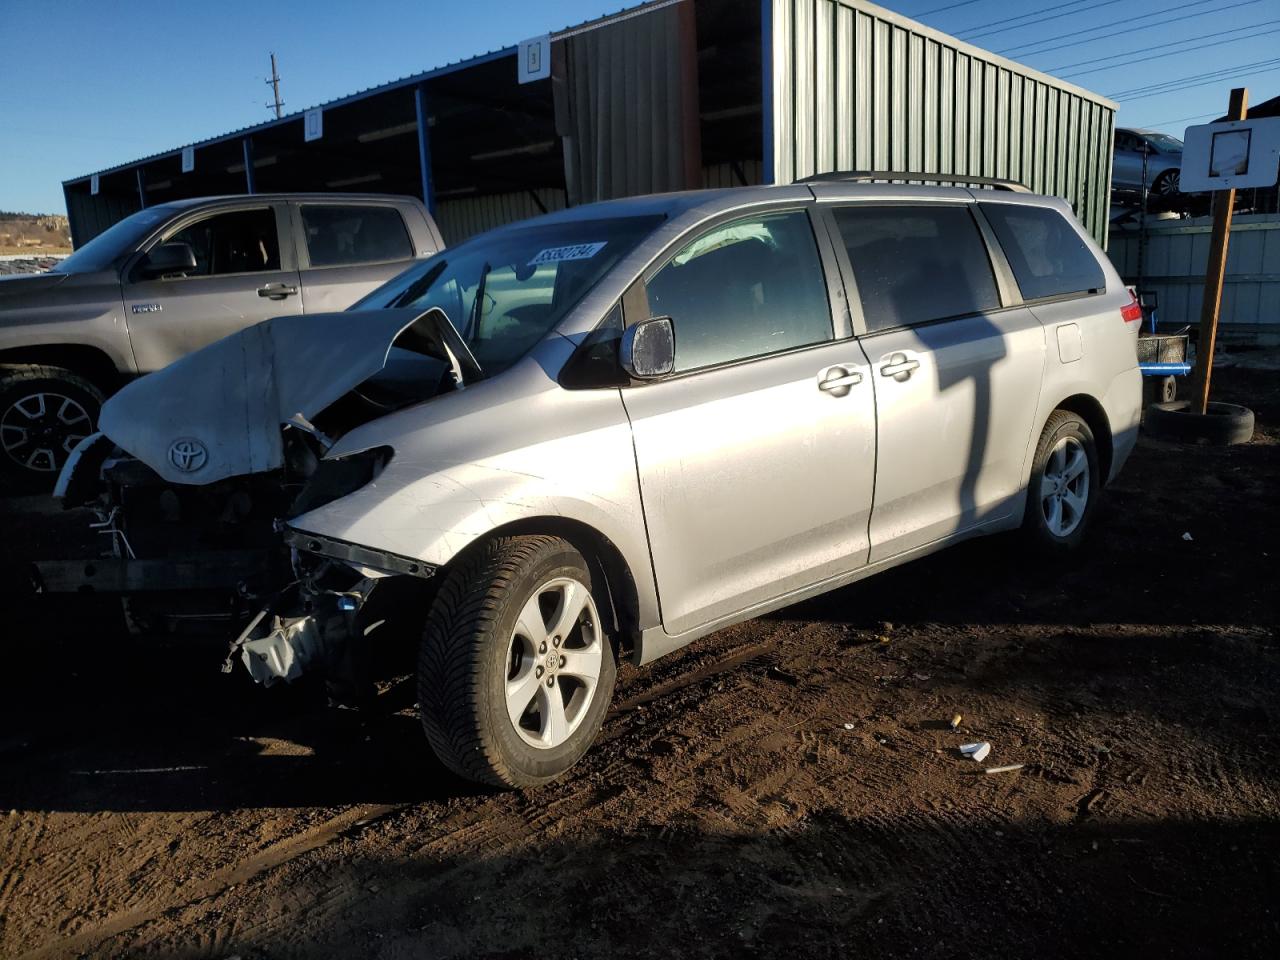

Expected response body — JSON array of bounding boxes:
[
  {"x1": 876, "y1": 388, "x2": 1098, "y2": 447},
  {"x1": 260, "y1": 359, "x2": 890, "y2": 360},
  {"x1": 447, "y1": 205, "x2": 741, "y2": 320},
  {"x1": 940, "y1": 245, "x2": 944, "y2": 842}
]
[
  {"x1": 702, "y1": 160, "x2": 765, "y2": 188},
  {"x1": 1108, "y1": 214, "x2": 1280, "y2": 341},
  {"x1": 433, "y1": 188, "x2": 568, "y2": 246},
  {"x1": 768, "y1": 0, "x2": 1117, "y2": 244},
  {"x1": 553, "y1": 0, "x2": 702, "y2": 206}
]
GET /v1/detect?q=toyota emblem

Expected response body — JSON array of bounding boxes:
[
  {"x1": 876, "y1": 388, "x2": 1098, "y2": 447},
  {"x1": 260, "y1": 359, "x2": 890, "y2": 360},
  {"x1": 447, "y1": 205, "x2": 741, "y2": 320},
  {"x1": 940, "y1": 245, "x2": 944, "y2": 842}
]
[{"x1": 168, "y1": 438, "x2": 208, "y2": 473}]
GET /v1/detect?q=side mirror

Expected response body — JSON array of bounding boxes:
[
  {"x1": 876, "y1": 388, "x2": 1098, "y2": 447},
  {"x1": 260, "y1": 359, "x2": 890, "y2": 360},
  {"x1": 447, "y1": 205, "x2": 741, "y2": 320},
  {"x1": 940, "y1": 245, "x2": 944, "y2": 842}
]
[
  {"x1": 139, "y1": 241, "x2": 197, "y2": 278},
  {"x1": 620, "y1": 316, "x2": 674, "y2": 379}
]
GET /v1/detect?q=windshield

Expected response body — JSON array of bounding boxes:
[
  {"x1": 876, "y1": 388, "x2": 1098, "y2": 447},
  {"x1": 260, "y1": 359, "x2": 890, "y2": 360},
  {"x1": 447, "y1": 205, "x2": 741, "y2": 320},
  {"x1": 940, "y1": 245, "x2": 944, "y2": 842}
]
[
  {"x1": 352, "y1": 215, "x2": 663, "y2": 374},
  {"x1": 55, "y1": 207, "x2": 171, "y2": 274},
  {"x1": 1144, "y1": 133, "x2": 1183, "y2": 152}
]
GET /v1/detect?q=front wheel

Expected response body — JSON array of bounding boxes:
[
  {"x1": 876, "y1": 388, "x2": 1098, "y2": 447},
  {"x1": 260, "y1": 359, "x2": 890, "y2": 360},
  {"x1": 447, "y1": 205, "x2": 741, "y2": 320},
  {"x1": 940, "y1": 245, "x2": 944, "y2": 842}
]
[
  {"x1": 418, "y1": 535, "x2": 616, "y2": 788},
  {"x1": 1022, "y1": 410, "x2": 1100, "y2": 554},
  {"x1": 0, "y1": 365, "x2": 103, "y2": 492}
]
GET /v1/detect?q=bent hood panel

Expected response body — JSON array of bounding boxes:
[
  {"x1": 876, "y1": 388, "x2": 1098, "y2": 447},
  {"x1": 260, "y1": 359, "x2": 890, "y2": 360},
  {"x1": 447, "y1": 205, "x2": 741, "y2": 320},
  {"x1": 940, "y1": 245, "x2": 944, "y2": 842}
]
[{"x1": 97, "y1": 308, "x2": 457, "y2": 485}]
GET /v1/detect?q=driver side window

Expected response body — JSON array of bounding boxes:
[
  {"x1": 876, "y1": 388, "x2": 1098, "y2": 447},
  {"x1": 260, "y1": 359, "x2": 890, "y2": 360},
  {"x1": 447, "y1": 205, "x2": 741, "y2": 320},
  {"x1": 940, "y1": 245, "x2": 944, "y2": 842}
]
[
  {"x1": 645, "y1": 210, "x2": 833, "y2": 373},
  {"x1": 164, "y1": 208, "x2": 281, "y2": 277}
]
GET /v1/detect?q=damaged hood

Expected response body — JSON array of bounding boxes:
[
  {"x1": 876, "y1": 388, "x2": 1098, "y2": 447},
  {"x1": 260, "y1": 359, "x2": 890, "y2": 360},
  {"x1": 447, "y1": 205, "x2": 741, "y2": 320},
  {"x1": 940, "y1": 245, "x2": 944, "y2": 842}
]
[{"x1": 95, "y1": 307, "x2": 476, "y2": 485}]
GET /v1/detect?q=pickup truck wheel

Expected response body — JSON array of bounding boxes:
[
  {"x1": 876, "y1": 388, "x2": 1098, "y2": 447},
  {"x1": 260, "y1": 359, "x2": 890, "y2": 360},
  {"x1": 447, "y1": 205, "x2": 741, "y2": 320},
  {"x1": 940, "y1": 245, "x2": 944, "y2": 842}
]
[
  {"x1": 0, "y1": 365, "x2": 104, "y2": 492},
  {"x1": 1023, "y1": 410, "x2": 1099, "y2": 554},
  {"x1": 418, "y1": 535, "x2": 616, "y2": 789}
]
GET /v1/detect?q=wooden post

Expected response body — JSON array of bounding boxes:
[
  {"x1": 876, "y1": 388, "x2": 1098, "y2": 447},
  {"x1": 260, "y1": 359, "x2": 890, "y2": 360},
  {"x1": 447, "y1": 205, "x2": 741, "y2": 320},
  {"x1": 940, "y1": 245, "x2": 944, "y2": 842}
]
[{"x1": 1189, "y1": 87, "x2": 1248, "y2": 415}]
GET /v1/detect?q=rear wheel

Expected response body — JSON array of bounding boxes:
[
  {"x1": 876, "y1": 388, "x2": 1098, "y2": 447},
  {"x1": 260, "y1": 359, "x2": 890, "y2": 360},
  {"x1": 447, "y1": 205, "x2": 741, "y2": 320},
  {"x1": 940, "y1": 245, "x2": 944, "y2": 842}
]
[
  {"x1": 1023, "y1": 410, "x2": 1100, "y2": 554},
  {"x1": 0, "y1": 365, "x2": 103, "y2": 492},
  {"x1": 1152, "y1": 168, "x2": 1180, "y2": 197},
  {"x1": 418, "y1": 535, "x2": 616, "y2": 788}
]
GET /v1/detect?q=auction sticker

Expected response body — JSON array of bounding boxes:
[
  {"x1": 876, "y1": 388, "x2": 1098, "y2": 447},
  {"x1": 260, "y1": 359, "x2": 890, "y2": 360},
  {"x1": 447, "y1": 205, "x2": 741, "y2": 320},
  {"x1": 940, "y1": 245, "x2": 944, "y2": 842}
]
[{"x1": 528, "y1": 242, "x2": 607, "y2": 266}]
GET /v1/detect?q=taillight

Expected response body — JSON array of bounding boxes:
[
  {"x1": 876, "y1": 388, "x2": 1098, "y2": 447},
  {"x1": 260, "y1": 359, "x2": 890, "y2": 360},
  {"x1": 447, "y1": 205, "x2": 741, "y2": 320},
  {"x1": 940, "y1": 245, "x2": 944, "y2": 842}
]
[{"x1": 1121, "y1": 291, "x2": 1143, "y2": 323}]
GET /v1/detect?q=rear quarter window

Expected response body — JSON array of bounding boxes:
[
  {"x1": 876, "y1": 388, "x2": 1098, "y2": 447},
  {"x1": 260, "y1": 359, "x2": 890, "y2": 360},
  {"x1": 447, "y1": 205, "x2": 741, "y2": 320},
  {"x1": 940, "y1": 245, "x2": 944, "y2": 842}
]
[
  {"x1": 301, "y1": 205, "x2": 412, "y2": 267},
  {"x1": 980, "y1": 203, "x2": 1105, "y2": 302}
]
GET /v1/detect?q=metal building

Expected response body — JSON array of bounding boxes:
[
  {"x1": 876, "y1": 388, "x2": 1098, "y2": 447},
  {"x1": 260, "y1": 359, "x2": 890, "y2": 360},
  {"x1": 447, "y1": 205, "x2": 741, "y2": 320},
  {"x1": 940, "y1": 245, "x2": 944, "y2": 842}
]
[{"x1": 64, "y1": 0, "x2": 1117, "y2": 248}]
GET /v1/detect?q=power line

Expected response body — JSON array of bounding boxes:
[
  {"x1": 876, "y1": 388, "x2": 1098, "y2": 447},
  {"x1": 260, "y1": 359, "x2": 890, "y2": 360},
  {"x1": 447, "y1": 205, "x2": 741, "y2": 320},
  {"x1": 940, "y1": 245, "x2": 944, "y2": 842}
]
[
  {"x1": 1109, "y1": 59, "x2": 1280, "y2": 100},
  {"x1": 997, "y1": 0, "x2": 1256, "y2": 57},
  {"x1": 1114, "y1": 66, "x2": 1280, "y2": 101},
  {"x1": 1049, "y1": 16, "x2": 1278, "y2": 73},
  {"x1": 1060, "y1": 24, "x2": 1280, "y2": 78},
  {"x1": 1138, "y1": 111, "x2": 1225, "y2": 128},
  {"x1": 1108, "y1": 56, "x2": 1280, "y2": 97},
  {"x1": 908, "y1": 0, "x2": 989, "y2": 17},
  {"x1": 960, "y1": 0, "x2": 1130, "y2": 41},
  {"x1": 957, "y1": 0, "x2": 1105, "y2": 40}
]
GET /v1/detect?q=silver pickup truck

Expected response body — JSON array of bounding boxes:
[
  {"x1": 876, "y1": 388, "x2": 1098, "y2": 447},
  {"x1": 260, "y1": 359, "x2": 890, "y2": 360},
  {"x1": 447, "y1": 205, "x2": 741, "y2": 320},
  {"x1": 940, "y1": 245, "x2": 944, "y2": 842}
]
[{"x1": 0, "y1": 193, "x2": 442, "y2": 489}]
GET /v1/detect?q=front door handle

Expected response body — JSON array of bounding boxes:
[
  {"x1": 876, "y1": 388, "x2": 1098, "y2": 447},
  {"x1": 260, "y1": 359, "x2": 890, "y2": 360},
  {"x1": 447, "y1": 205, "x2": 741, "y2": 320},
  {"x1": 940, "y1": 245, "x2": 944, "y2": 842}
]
[
  {"x1": 817, "y1": 364, "x2": 864, "y2": 398},
  {"x1": 879, "y1": 353, "x2": 920, "y2": 381},
  {"x1": 258, "y1": 283, "x2": 298, "y2": 300}
]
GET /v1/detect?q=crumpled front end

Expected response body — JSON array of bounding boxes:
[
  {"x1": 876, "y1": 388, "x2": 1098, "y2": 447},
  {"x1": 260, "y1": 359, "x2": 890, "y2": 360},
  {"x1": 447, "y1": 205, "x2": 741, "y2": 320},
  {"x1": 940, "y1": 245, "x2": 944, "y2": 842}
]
[{"x1": 40, "y1": 307, "x2": 473, "y2": 647}]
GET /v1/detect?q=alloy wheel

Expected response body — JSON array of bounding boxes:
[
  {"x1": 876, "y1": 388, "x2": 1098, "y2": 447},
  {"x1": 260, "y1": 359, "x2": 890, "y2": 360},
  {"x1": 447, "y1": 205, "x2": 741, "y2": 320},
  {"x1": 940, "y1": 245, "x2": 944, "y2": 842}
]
[
  {"x1": 1154, "y1": 170, "x2": 1180, "y2": 195},
  {"x1": 0, "y1": 391, "x2": 93, "y2": 474},
  {"x1": 1039, "y1": 436, "x2": 1090, "y2": 538},
  {"x1": 504, "y1": 577, "x2": 603, "y2": 749}
]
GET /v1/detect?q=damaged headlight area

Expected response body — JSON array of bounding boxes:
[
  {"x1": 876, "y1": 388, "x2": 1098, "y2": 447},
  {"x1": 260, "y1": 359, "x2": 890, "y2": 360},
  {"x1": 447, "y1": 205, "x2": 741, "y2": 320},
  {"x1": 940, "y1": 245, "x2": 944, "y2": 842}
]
[{"x1": 288, "y1": 445, "x2": 393, "y2": 518}]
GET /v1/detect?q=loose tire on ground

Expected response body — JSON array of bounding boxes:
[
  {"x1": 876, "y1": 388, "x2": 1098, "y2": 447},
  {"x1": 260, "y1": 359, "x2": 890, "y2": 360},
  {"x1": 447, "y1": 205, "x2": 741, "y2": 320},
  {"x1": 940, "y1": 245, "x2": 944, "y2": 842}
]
[
  {"x1": 0, "y1": 364, "x2": 104, "y2": 492},
  {"x1": 418, "y1": 535, "x2": 617, "y2": 789},
  {"x1": 1143, "y1": 400, "x2": 1254, "y2": 446},
  {"x1": 1023, "y1": 410, "x2": 1100, "y2": 555}
]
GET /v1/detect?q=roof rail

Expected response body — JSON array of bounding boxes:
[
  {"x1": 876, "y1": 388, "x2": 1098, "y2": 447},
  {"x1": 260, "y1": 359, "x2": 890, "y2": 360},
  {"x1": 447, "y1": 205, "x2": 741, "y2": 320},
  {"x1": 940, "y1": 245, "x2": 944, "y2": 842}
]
[{"x1": 799, "y1": 170, "x2": 1031, "y2": 193}]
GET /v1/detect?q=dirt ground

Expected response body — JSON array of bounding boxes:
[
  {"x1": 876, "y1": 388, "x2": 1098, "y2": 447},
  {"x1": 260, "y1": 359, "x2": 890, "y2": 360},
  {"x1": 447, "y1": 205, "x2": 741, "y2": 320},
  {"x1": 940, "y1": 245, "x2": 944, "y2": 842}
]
[{"x1": 1, "y1": 362, "x2": 1277, "y2": 960}]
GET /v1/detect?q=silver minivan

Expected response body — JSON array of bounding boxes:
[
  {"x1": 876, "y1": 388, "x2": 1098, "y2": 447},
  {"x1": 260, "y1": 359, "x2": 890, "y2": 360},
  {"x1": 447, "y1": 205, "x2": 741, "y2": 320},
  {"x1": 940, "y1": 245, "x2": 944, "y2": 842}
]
[{"x1": 62, "y1": 177, "x2": 1143, "y2": 788}]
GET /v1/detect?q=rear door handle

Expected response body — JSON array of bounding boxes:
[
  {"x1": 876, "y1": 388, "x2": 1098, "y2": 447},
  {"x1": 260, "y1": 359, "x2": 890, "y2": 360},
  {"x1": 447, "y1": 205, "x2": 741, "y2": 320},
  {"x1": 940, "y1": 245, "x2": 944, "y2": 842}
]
[
  {"x1": 258, "y1": 283, "x2": 298, "y2": 300},
  {"x1": 879, "y1": 353, "x2": 920, "y2": 380},
  {"x1": 817, "y1": 364, "x2": 864, "y2": 397}
]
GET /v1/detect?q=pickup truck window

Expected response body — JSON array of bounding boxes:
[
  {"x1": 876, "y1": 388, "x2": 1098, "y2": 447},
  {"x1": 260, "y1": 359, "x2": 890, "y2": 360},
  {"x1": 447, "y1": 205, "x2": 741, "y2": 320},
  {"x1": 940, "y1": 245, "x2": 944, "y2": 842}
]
[
  {"x1": 56, "y1": 207, "x2": 169, "y2": 274},
  {"x1": 165, "y1": 208, "x2": 281, "y2": 277},
  {"x1": 301, "y1": 205, "x2": 412, "y2": 267}
]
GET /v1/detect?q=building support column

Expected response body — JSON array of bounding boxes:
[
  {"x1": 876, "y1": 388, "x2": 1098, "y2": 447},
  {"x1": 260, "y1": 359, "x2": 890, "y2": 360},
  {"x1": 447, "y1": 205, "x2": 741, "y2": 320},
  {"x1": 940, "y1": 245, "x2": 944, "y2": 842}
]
[
  {"x1": 136, "y1": 168, "x2": 146, "y2": 209},
  {"x1": 243, "y1": 137, "x2": 256, "y2": 194},
  {"x1": 415, "y1": 83, "x2": 436, "y2": 215}
]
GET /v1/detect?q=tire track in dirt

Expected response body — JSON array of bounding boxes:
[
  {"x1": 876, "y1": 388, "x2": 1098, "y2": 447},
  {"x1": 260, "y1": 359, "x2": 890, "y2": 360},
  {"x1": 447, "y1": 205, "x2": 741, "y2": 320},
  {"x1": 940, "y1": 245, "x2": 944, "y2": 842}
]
[
  {"x1": 11, "y1": 802, "x2": 406, "y2": 960},
  {"x1": 17, "y1": 631, "x2": 784, "y2": 958}
]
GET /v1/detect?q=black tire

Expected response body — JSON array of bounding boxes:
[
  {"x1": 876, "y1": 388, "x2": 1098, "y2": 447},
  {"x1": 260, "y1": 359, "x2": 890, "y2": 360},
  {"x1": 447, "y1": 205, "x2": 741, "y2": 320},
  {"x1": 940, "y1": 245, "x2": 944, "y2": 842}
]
[
  {"x1": 418, "y1": 535, "x2": 617, "y2": 789},
  {"x1": 0, "y1": 364, "x2": 104, "y2": 492},
  {"x1": 1144, "y1": 400, "x2": 1254, "y2": 446},
  {"x1": 1140, "y1": 375, "x2": 1177, "y2": 411},
  {"x1": 1022, "y1": 410, "x2": 1100, "y2": 554}
]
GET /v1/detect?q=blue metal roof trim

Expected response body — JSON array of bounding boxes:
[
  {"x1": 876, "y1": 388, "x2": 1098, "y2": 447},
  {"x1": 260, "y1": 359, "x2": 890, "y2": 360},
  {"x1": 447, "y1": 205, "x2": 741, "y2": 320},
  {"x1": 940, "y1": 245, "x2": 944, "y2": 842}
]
[{"x1": 63, "y1": 0, "x2": 679, "y2": 188}]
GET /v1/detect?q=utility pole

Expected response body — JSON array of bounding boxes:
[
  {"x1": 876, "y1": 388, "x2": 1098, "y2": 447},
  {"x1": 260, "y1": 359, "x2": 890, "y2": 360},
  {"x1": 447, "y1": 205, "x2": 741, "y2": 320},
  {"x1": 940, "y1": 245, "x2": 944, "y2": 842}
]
[{"x1": 265, "y1": 53, "x2": 284, "y2": 119}]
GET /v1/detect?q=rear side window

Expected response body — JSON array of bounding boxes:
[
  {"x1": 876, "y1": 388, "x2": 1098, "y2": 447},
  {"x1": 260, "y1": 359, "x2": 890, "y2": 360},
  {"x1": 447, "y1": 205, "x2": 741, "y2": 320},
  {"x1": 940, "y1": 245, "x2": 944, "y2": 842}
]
[
  {"x1": 645, "y1": 210, "x2": 833, "y2": 373},
  {"x1": 301, "y1": 205, "x2": 412, "y2": 267},
  {"x1": 979, "y1": 203, "x2": 1105, "y2": 301},
  {"x1": 832, "y1": 205, "x2": 1000, "y2": 332}
]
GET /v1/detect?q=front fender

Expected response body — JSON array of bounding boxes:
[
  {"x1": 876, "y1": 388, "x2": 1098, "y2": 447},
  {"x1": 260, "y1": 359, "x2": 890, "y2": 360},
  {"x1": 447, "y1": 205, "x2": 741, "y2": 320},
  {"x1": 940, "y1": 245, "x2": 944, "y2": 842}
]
[{"x1": 289, "y1": 344, "x2": 661, "y2": 632}]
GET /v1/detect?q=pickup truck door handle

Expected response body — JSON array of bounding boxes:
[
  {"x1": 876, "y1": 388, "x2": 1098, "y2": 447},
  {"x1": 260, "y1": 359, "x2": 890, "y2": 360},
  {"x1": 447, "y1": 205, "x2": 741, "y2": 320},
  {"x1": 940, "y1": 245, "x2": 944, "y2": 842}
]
[
  {"x1": 257, "y1": 283, "x2": 298, "y2": 300},
  {"x1": 879, "y1": 353, "x2": 920, "y2": 380},
  {"x1": 817, "y1": 364, "x2": 864, "y2": 398}
]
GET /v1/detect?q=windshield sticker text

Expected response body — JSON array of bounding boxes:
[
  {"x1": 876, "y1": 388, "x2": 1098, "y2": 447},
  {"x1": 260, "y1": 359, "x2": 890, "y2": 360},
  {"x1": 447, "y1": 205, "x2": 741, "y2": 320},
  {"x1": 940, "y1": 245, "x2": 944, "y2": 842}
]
[{"x1": 528, "y1": 242, "x2": 607, "y2": 266}]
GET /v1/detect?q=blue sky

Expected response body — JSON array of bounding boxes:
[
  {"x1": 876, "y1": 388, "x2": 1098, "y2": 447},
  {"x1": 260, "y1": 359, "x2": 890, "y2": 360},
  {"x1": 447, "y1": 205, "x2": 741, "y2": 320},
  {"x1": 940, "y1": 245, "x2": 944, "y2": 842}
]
[{"x1": 2, "y1": 0, "x2": 1277, "y2": 216}]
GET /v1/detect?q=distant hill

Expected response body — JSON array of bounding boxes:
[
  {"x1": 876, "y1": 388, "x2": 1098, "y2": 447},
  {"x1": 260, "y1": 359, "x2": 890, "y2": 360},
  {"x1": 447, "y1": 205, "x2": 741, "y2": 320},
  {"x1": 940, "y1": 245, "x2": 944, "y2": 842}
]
[{"x1": 0, "y1": 212, "x2": 72, "y2": 255}]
